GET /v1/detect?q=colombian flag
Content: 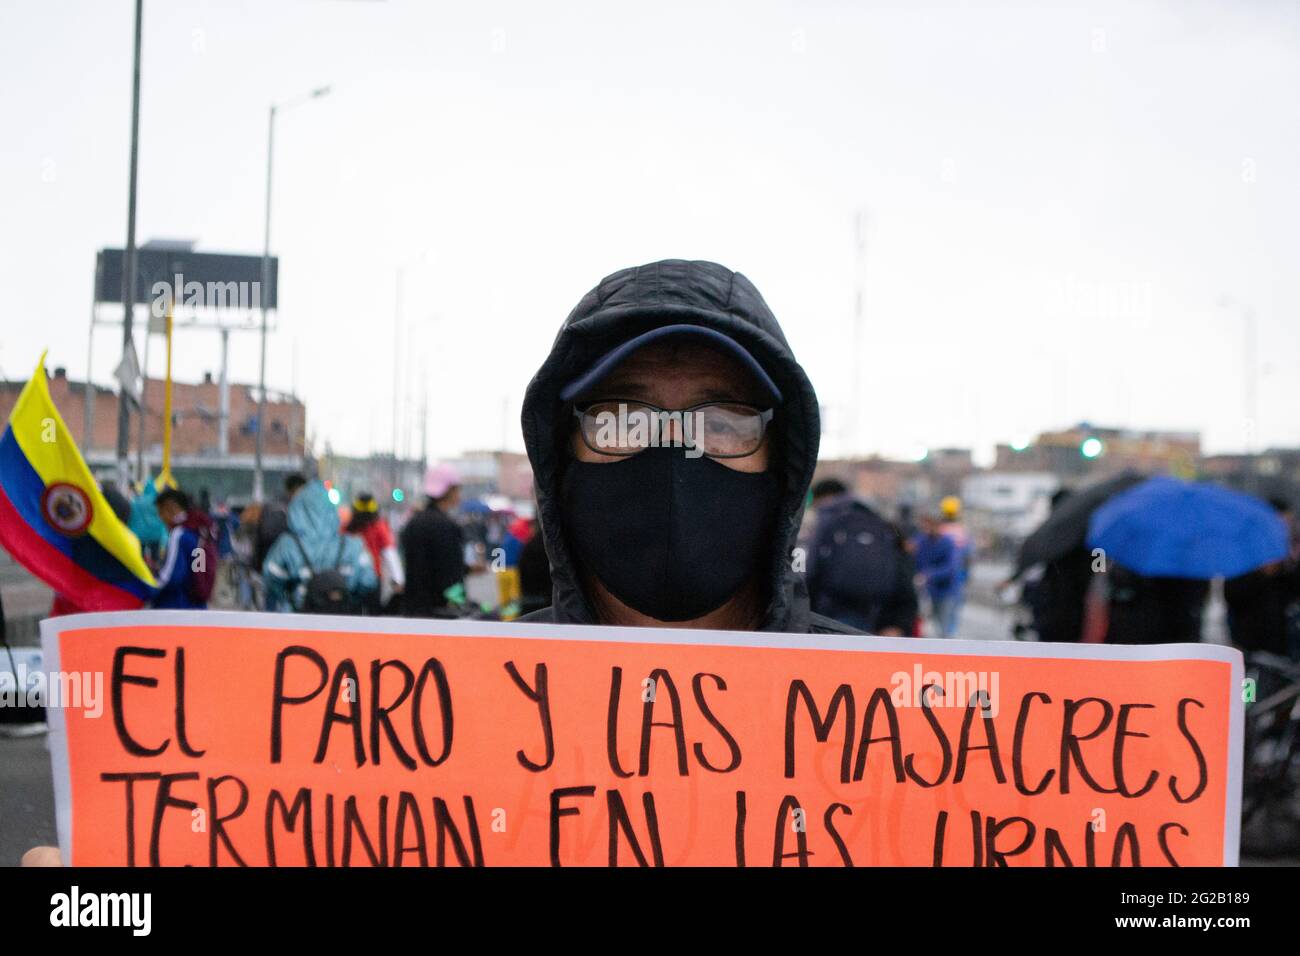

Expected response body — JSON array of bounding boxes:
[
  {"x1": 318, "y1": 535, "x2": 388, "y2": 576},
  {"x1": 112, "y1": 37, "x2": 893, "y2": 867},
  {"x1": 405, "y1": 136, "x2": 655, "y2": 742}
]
[{"x1": 0, "y1": 354, "x2": 156, "y2": 609}]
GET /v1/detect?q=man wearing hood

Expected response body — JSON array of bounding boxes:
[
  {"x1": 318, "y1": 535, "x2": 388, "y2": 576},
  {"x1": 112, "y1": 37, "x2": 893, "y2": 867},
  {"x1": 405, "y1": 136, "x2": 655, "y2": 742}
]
[
  {"x1": 520, "y1": 259, "x2": 857, "y2": 635},
  {"x1": 262, "y1": 479, "x2": 377, "y2": 613}
]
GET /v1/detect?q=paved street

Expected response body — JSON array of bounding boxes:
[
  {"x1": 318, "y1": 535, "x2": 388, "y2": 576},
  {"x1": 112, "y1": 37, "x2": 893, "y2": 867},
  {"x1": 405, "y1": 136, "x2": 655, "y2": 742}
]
[
  {"x1": 0, "y1": 732, "x2": 57, "y2": 866},
  {"x1": 946, "y1": 599, "x2": 1018, "y2": 642}
]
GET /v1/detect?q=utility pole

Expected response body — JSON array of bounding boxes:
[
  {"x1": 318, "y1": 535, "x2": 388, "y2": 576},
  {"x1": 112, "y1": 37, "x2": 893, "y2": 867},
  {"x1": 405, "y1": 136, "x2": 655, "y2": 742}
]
[
  {"x1": 135, "y1": 317, "x2": 151, "y2": 479},
  {"x1": 420, "y1": 370, "x2": 429, "y2": 469},
  {"x1": 115, "y1": 0, "x2": 144, "y2": 491},
  {"x1": 392, "y1": 269, "x2": 402, "y2": 493},
  {"x1": 218, "y1": 327, "x2": 230, "y2": 456},
  {"x1": 254, "y1": 104, "x2": 276, "y2": 504},
  {"x1": 1219, "y1": 297, "x2": 1261, "y2": 454},
  {"x1": 84, "y1": 263, "x2": 98, "y2": 452},
  {"x1": 1243, "y1": 306, "x2": 1258, "y2": 454},
  {"x1": 393, "y1": 252, "x2": 433, "y2": 492}
]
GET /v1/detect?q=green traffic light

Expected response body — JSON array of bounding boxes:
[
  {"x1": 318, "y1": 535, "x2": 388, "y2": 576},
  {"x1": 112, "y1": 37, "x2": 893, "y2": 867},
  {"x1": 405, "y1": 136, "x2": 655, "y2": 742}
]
[{"x1": 1080, "y1": 437, "x2": 1104, "y2": 459}]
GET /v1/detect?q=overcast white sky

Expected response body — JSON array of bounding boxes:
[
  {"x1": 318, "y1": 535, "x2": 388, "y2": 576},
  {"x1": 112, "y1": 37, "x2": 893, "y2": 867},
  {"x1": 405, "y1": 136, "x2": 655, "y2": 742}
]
[{"x1": 2, "y1": 0, "x2": 1297, "y2": 465}]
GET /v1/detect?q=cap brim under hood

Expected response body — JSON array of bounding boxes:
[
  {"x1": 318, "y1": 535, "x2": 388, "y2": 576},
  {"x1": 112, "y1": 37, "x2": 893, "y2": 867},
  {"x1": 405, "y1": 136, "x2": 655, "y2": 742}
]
[{"x1": 521, "y1": 258, "x2": 835, "y2": 634}]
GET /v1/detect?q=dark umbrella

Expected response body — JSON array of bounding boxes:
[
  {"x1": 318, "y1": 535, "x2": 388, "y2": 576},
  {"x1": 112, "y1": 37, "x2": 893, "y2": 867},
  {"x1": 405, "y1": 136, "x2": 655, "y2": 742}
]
[
  {"x1": 1088, "y1": 476, "x2": 1288, "y2": 579},
  {"x1": 1015, "y1": 470, "x2": 1145, "y2": 575}
]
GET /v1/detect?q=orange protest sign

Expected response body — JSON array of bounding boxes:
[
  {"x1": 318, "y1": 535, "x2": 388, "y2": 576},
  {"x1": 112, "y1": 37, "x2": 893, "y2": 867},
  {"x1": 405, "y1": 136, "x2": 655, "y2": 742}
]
[{"x1": 42, "y1": 611, "x2": 1243, "y2": 866}]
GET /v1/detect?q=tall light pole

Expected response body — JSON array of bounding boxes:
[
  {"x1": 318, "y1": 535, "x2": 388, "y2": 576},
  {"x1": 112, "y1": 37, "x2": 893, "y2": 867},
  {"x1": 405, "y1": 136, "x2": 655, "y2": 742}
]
[
  {"x1": 392, "y1": 252, "x2": 433, "y2": 493},
  {"x1": 115, "y1": 0, "x2": 144, "y2": 491},
  {"x1": 254, "y1": 84, "x2": 331, "y2": 503},
  {"x1": 1218, "y1": 296, "x2": 1259, "y2": 455}
]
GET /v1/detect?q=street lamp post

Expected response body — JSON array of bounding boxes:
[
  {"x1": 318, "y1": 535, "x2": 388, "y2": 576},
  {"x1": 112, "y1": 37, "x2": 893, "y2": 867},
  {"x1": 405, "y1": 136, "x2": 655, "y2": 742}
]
[
  {"x1": 253, "y1": 84, "x2": 331, "y2": 503},
  {"x1": 1218, "y1": 296, "x2": 1259, "y2": 455},
  {"x1": 392, "y1": 252, "x2": 433, "y2": 494},
  {"x1": 1218, "y1": 295, "x2": 1262, "y2": 497}
]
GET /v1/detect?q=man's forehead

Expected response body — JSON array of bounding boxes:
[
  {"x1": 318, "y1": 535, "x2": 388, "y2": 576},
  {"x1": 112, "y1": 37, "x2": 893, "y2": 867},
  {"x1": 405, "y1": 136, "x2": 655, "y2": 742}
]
[{"x1": 586, "y1": 340, "x2": 766, "y2": 402}]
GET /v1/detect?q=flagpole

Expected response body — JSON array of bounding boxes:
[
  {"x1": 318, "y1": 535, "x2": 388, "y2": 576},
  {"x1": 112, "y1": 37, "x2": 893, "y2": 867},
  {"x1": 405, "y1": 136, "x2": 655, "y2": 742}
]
[
  {"x1": 159, "y1": 304, "x2": 174, "y2": 488},
  {"x1": 135, "y1": 319, "x2": 151, "y2": 481}
]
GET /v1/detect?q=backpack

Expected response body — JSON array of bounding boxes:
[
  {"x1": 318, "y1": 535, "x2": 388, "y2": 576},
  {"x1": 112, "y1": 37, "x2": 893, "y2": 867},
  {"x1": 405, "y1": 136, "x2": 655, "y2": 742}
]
[
  {"x1": 814, "y1": 502, "x2": 902, "y2": 606},
  {"x1": 183, "y1": 513, "x2": 219, "y2": 605},
  {"x1": 289, "y1": 533, "x2": 357, "y2": 614}
]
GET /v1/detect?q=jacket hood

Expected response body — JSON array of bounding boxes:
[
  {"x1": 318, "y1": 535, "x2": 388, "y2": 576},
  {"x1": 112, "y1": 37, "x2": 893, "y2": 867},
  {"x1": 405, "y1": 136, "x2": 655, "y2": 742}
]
[
  {"x1": 287, "y1": 480, "x2": 346, "y2": 568},
  {"x1": 521, "y1": 259, "x2": 821, "y2": 631}
]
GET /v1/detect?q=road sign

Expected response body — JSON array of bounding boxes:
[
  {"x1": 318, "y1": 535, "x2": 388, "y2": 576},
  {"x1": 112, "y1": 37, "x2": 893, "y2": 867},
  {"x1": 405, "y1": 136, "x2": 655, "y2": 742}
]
[{"x1": 113, "y1": 344, "x2": 142, "y2": 403}]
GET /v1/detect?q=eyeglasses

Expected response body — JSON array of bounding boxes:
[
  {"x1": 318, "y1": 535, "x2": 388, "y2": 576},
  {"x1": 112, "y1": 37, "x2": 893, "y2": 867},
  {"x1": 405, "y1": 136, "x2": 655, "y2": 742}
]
[{"x1": 572, "y1": 400, "x2": 775, "y2": 459}]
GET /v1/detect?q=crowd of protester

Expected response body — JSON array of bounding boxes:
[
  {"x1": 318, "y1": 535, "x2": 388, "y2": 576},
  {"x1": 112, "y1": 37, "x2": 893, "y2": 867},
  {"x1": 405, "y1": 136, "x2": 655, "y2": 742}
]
[
  {"x1": 53, "y1": 459, "x2": 1300, "y2": 660},
  {"x1": 43, "y1": 463, "x2": 549, "y2": 622},
  {"x1": 802, "y1": 477, "x2": 1300, "y2": 657},
  {"x1": 231, "y1": 465, "x2": 551, "y2": 620}
]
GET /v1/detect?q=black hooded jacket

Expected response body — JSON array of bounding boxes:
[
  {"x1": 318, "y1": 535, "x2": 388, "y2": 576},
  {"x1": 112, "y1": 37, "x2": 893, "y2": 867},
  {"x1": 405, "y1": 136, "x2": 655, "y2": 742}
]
[{"x1": 519, "y1": 259, "x2": 858, "y2": 635}]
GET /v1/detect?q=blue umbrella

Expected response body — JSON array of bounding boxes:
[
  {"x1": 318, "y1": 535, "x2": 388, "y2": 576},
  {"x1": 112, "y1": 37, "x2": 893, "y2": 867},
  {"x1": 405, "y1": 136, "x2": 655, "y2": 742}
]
[
  {"x1": 1087, "y1": 476, "x2": 1288, "y2": 579},
  {"x1": 459, "y1": 498, "x2": 492, "y2": 515}
]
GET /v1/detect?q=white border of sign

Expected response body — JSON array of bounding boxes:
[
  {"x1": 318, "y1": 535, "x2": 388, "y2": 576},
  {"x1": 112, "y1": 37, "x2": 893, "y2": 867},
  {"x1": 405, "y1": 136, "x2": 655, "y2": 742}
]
[{"x1": 41, "y1": 609, "x2": 1245, "y2": 866}]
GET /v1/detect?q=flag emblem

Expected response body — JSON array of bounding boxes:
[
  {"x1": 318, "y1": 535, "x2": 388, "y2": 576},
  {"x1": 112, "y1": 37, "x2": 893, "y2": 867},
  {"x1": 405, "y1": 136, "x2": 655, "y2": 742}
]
[{"x1": 41, "y1": 482, "x2": 93, "y2": 536}]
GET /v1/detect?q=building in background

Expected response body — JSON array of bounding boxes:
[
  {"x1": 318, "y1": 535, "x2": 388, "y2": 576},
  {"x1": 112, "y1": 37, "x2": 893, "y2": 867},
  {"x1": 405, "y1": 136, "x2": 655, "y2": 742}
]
[
  {"x1": 0, "y1": 365, "x2": 308, "y2": 502},
  {"x1": 317, "y1": 449, "x2": 535, "y2": 526},
  {"x1": 960, "y1": 471, "x2": 1060, "y2": 560},
  {"x1": 809, "y1": 423, "x2": 1300, "y2": 560},
  {"x1": 1199, "y1": 449, "x2": 1300, "y2": 505},
  {"x1": 813, "y1": 449, "x2": 976, "y2": 517},
  {"x1": 443, "y1": 451, "x2": 534, "y2": 505},
  {"x1": 318, "y1": 452, "x2": 426, "y2": 512},
  {"x1": 994, "y1": 422, "x2": 1200, "y2": 479}
]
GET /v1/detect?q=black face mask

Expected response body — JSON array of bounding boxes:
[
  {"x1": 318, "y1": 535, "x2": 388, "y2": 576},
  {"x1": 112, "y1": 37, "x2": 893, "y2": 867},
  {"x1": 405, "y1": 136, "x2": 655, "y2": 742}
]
[{"x1": 560, "y1": 446, "x2": 781, "y2": 622}]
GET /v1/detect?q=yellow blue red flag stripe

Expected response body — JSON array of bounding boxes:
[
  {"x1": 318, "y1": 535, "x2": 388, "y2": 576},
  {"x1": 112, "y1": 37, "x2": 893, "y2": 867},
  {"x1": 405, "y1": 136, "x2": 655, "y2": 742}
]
[{"x1": 0, "y1": 354, "x2": 156, "y2": 609}]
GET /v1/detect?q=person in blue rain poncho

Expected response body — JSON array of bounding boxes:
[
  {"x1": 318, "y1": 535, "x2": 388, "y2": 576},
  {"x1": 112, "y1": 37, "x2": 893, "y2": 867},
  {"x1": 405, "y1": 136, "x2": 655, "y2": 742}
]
[{"x1": 262, "y1": 479, "x2": 377, "y2": 613}]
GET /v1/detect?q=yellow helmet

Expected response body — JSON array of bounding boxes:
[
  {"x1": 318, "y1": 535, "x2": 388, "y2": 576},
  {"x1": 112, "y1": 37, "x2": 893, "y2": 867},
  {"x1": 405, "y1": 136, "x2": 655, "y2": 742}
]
[{"x1": 940, "y1": 495, "x2": 961, "y2": 518}]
